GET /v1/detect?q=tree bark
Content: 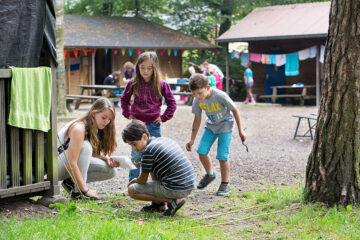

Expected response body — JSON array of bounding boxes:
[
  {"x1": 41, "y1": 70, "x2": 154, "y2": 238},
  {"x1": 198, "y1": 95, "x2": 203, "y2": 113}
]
[
  {"x1": 55, "y1": 0, "x2": 67, "y2": 115},
  {"x1": 304, "y1": 0, "x2": 360, "y2": 206}
]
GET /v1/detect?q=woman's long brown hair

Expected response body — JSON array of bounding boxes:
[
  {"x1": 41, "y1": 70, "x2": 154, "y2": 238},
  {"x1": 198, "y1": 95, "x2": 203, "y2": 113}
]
[
  {"x1": 66, "y1": 97, "x2": 117, "y2": 157},
  {"x1": 130, "y1": 51, "x2": 162, "y2": 99}
]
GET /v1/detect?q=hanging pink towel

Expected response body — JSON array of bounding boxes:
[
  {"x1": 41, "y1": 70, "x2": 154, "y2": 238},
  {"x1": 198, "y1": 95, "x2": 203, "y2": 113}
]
[{"x1": 249, "y1": 53, "x2": 261, "y2": 63}]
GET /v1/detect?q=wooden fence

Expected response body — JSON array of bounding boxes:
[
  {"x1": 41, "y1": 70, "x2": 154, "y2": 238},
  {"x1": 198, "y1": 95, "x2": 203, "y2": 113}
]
[{"x1": 0, "y1": 68, "x2": 59, "y2": 200}]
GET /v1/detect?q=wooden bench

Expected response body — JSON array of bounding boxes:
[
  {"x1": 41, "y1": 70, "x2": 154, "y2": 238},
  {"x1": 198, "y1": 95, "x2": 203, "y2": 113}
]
[
  {"x1": 66, "y1": 95, "x2": 120, "y2": 111},
  {"x1": 259, "y1": 85, "x2": 316, "y2": 105},
  {"x1": 292, "y1": 114, "x2": 317, "y2": 140}
]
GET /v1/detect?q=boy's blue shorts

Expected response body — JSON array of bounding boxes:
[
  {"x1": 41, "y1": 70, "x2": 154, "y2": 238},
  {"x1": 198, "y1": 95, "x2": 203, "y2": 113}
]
[{"x1": 197, "y1": 128, "x2": 233, "y2": 161}]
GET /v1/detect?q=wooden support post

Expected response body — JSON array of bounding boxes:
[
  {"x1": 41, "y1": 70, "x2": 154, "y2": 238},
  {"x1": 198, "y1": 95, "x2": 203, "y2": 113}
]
[
  {"x1": 225, "y1": 43, "x2": 230, "y2": 95},
  {"x1": 46, "y1": 62, "x2": 59, "y2": 196},
  {"x1": 316, "y1": 45, "x2": 320, "y2": 106},
  {"x1": 23, "y1": 129, "x2": 33, "y2": 185},
  {"x1": 10, "y1": 127, "x2": 20, "y2": 187},
  {"x1": 0, "y1": 79, "x2": 7, "y2": 189},
  {"x1": 35, "y1": 131, "x2": 44, "y2": 182}
]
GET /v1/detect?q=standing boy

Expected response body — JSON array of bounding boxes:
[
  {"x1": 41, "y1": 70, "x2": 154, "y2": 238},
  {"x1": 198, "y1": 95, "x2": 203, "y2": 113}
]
[
  {"x1": 186, "y1": 73, "x2": 246, "y2": 195},
  {"x1": 123, "y1": 120, "x2": 195, "y2": 217}
]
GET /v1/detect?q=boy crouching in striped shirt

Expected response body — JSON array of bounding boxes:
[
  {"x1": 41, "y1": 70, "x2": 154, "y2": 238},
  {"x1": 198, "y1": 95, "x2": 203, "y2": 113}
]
[{"x1": 122, "y1": 120, "x2": 196, "y2": 217}]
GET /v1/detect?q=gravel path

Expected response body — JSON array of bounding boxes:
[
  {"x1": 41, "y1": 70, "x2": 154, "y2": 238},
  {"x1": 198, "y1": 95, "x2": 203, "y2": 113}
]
[{"x1": 59, "y1": 102, "x2": 317, "y2": 197}]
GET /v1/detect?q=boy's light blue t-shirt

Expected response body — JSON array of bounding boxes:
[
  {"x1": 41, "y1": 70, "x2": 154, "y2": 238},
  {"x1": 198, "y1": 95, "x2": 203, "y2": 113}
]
[{"x1": 192, "y1": 88, "x2": 236, "y2": 134}]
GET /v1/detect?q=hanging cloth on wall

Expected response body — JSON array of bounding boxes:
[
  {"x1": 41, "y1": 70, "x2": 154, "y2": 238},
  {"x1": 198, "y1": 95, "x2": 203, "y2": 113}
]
[
  {"x1": 298, "y1": 48, "x2": 310, "y2": 60},
  {"x1": 275, "y1": 54, "x2": 286, "y2": 66},
  {"x1": 319, "y1": 45, "x2": 325, "y2": 63},
  {"x1": 261, "y1": 54, "x2": 270, "y2": 64},
  {"x1": 269, "y1": 55, "x2": 276, "y2": 65},
  {"x1": 240, "y1": 52, "x2": 249, "y2": 66},
  {"x1": 285, "y1": 52, "x2": 299, "y2": 76},
  {"x1": 249, "y1": 53, "x2": 261, "y2": 63},
  {"x1": 309, "y1": 46, "x2": 317, "y2": 58}
]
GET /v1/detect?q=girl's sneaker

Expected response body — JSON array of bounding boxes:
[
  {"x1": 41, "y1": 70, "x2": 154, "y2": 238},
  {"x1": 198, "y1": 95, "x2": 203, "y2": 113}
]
[
  {"x1": 244, "y1": 98, "x2": 250, "y2": 104},
  {"x1": 216, "y1": 183, "x2": 231, "y2": 196}
]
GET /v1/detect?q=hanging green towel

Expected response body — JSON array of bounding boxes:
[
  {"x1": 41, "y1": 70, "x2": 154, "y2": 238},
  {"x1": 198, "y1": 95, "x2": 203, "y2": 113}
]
[{"x1": 8, "y1": 67, "x2": 52, "y2": 132}]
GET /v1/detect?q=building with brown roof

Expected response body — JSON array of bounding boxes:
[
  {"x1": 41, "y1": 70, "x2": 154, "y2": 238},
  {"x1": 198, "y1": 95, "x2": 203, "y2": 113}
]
[
  {"x1": 217, "y1": 2, "x2": 330, "y2": 105},
  {"x1": 64, "y1": 15, "x2": 219, "y2": 94}
]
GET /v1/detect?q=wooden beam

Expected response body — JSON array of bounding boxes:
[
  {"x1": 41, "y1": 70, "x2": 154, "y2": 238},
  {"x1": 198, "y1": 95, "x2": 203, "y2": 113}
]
[
  {"x1": 225, "y1": 43, "x2": 230, "y2": 95},
  {"x1": 46, "y1": 62, "x2": 60, "y2": 196},
  {"x1": 316, "y1": 45, "x2": 320, "y2": 106},
  {"x1": 0, "y1": 79, "x2": 7, "y2": 189},
  {"x1": 23, "y1": 129, "x2": 33, "y2": 185},
  {"x1": 35, "y1": 131, "x2": 44, "y2": 182},
  {"x1": 10, "y1": 127, "x2": 20, "y2": 187},
  {"x1": 0, "y1": 69, "x2": 11, "y2": 78}
]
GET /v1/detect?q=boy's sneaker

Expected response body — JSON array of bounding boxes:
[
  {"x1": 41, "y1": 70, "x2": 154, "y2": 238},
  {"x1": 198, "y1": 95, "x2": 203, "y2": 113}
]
[
  {"x1": 216, "y1": 183, "x2": 231, "y2": 196},
  {"x1": 62, "y1": 178, "x2": 75, "y2": 194},
  {"x1": 197, "y1": 173, "x2": 216, "y2": 189},
  {"x1": 163, "y1": 199, "x2": 185, "y2": 217}
]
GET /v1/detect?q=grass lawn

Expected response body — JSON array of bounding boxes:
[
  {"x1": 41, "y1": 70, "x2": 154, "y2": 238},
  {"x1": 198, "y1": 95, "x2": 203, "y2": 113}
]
[{"x1": 1, "y1": 185, "x2": 359, "y2": 239}]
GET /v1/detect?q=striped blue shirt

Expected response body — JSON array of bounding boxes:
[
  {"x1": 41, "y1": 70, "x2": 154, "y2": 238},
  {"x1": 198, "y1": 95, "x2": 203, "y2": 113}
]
[{"x1": 142, "y1": 137, "x2": 196, "y2": 191}]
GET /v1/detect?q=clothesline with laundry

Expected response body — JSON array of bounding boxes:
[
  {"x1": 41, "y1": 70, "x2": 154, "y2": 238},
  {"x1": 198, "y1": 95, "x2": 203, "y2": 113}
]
[{"x1": 232, "y1": 45, "x2": 325, "y2": 76}]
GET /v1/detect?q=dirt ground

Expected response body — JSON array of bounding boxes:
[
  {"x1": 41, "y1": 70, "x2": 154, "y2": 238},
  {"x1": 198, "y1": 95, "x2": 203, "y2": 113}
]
[{"x1": 0, "y1": 101, "x2": 318, "y2": 217}]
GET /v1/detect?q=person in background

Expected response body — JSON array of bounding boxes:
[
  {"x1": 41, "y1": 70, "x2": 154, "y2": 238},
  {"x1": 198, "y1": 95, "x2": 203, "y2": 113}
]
[
  {"x1": 103, "y1": 71, "x2": 121, "y2": 107},
  {"x1": 186, "y1": 74, "x2": 246, "y2": 196},
  {"x1": 201, "y1": 61, "x2": 224, "y2": 81},
  {"x1": 104, "y1": 71, "x2": 120, "y2": 86},
  {"x1": 123, "y1": 120, "x2": 195, "y2": 217},
  {"x1": 123, "y1": 61, "x2": 135, "y2": 84},
  {"x1": 121, "y1": 52, "x2": 177, "y2": 183},
  {"x1": 208, "y1": 68, "x2": 216, "y2": 88},
  {"x1": 244, "y1": 63, "x2": 256, "y2": 104},
  {"x1": 57, "y1": 98, "x2": 119, "y2": 200}
]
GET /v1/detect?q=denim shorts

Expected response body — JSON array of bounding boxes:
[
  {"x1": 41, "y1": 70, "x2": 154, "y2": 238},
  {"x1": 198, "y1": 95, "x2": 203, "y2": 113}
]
[
  {"x1": 129, "y1": 181, "x2": 192, "y2": 199},
  {"x1": 197, "y1": 128, "x2": 233, "y2": 161},
  {"x1": 246, "y1": 82, "x2": 254, "y2": 89}
]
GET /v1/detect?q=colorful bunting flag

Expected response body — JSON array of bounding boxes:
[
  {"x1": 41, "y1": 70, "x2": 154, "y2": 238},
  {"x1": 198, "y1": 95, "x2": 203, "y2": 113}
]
[
  {"x1": 113, "y1": 49, "x2": 118, "y2": 55},
  {"x1": 63, "y1": 50, "x2": 67, "y2": 59},
  {"x1": 160, "y1": 49, "x2": 164, "y2": 56},
  {"x1": 167, "y1": 49, "x2": 171, "y2": 56},
  {"x1": 137, "y1": 49, "x2": 142, "y2": 55},
  {"x1": 105, "y1": 48, "x2": 108, "y2": 54},
  {"x1": 174, "y1": 49, "x2": 178, "y2": 56},
  {"x1": 74, "y1": 49, "x2": 79, "y2": 58},
  {"x1": 121, "y1": 49, "x2": 126, "y2": 56},
  {"x1": 83, "y1": 48, "x2": 88, "y2": 57},
  {"x1": 129, "y1": 49, "x2": 133, "y2": 56}
]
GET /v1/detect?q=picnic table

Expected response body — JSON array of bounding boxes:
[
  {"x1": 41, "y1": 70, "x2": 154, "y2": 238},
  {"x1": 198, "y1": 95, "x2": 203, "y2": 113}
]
[
  {"x1": 259, "y1": 85, "x2": 316, "y2": 105},
  {"x1": 66, "y1": 84, "x2": 125, "y2": 111},
  {"x1": 167, "y1": 80, "x2": 193, "y2": 106}
]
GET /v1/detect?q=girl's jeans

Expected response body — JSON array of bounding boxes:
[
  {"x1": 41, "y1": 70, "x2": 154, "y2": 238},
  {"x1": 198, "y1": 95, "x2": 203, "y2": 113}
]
[{"x1": 128, "y1": 122, "x2": 161, "y2": 181}]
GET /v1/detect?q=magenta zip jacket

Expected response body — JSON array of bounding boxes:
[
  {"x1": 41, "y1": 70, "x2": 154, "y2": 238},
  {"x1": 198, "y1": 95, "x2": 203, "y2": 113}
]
[{"x1": 120, "y1": 78, "x2": 177, "y2": 123}]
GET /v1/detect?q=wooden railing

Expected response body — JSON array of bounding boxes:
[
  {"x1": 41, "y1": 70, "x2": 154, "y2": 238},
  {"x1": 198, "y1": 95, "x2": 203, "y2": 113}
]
[{"x1": 0, "y1": 68, "x2": 59, "y2": 199}]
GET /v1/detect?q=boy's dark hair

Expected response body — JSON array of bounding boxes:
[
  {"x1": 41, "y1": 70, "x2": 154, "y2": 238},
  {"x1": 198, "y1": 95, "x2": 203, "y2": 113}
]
[
  {"x1": 122, "y1": 120, "x2": 150, "y2": 142},
  {"x1": 189, "y1": 73, "x2": 209, "y2": 91}
]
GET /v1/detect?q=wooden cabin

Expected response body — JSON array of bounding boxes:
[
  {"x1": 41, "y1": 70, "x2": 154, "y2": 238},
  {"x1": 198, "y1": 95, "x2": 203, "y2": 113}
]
[
  {"x1": 64, "y1": 15, "x2": 219, "y2": 95},
  {"x1": 217, "y1": 2, "x2": 330, "y2": 105}
]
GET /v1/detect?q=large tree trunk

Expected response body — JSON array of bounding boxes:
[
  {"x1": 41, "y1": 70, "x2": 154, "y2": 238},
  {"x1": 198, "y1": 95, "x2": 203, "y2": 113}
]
[
  {"x1": 304, "y1": 0, "x2": 360, "y2": 206},
  {"x1": 55, "y1": 0, "x2": 67, "y2": 115}
]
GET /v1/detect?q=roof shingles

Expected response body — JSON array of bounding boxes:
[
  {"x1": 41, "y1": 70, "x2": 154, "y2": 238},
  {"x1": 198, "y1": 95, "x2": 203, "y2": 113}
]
[{"x1": 65, "y1": 15, "x2": 218, "y2": 50}]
